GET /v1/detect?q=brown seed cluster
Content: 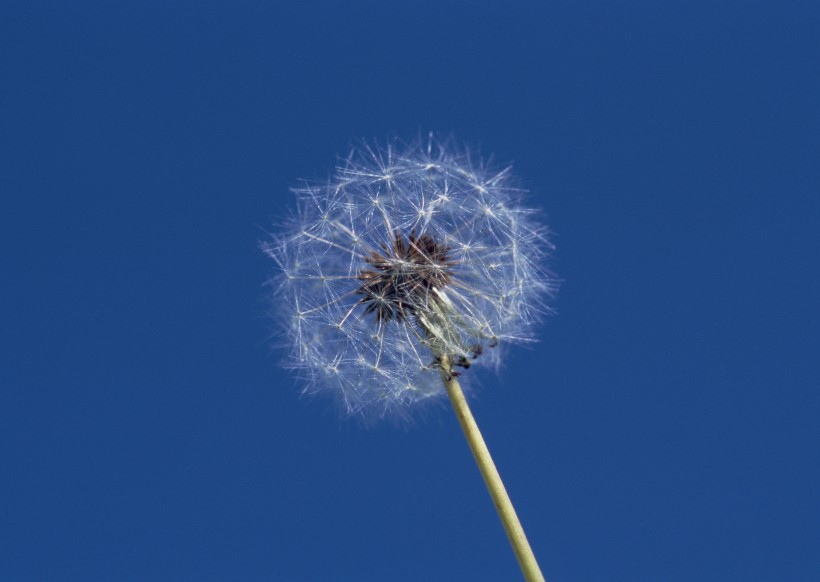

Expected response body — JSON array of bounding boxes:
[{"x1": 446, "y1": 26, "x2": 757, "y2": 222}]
[{"x1": 356, "y1": 230, "x2": 455, "y2": 323}]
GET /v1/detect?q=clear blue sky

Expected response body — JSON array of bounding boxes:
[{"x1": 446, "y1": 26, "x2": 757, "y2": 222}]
[{"x1": 2, "y1": 2, "x2": 819, "y2": 580}]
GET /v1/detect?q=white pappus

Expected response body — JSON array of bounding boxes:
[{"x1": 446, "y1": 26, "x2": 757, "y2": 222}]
[{"x1": 262, "y1": 135, "x2": 556, "y2": 422}]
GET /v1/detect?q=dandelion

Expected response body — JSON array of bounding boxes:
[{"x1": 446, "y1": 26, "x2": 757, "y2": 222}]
[{"x1": 262, "y1": 135, "x2": 555, "y2": 581}]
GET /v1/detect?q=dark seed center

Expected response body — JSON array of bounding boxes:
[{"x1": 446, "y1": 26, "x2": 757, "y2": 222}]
[{"x1": 356, "y1": 231, "x2": 455, "y2": 322}]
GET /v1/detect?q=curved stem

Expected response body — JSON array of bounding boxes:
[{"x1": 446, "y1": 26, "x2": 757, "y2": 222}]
[{"x1": 439, "y1": 356, "x2": 545, "y2": 582}]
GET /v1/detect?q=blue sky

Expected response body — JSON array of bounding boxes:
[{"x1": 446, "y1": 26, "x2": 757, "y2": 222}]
[{"x1": 1, "y1": 1, "x2": 819, "y2": 580}]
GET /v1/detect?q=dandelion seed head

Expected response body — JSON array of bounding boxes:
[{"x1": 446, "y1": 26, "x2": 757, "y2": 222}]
[{"x1": 262, "y1": 135, "x2": 556, "y2": 422}]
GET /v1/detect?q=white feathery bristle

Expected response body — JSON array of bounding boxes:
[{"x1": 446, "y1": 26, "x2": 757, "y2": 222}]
[{"x1": 262, "y1": 135, "x2": 556, "y2": 422}]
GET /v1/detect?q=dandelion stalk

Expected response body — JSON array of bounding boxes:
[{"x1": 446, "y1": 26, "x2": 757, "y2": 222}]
[{"x1": 439, "y1": 355, "x2": 545, "y2": 582}]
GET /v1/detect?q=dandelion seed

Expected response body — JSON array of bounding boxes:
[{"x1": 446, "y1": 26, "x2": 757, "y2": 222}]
[
  {"x1": 262, "y1": 135, "x2": 556, "y2": 581},
  {"x1": 262, "y1": 135, "x2": 555, "y2": 421}
]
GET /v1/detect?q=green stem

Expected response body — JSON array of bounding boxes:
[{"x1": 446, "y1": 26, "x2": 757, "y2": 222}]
[{"x1": 439, "y1": 355, "x2": 545, "y2": 582}]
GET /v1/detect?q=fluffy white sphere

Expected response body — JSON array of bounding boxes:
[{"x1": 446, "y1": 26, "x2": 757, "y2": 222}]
[{"x1": 262, "y1": 136, "x2": 555, "y2": 421}]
